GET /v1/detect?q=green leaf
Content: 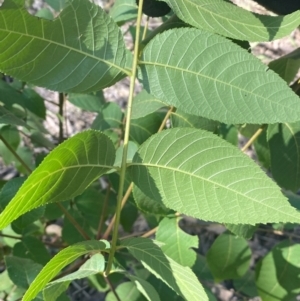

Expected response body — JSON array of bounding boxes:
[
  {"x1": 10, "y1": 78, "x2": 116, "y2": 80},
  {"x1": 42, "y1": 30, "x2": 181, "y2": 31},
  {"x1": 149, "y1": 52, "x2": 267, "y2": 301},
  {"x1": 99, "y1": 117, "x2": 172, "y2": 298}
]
[
  {"x1": 0, "y1": 125, "x2": 20, "y2": 165},
  {"x1": 62, "y1": 208, "x2": 93, "y2": 244},
  {"x1": 0, "y1": 130, "x2": 115, "y2": 230},
  {"x1": 192, "y1": 254, "x2": 214, "y2": 282},
  {"x1": 233, "y1": 270, "x2": 258, "y2": 298},
  {"x1": 268, "y1": 122, "x2": 300, "y2": 192},
  {"x1": 110, "y1": 0, "x2": 138, "y2": 24},
  {"x1": 171, "y1": 110, "x2": 219, "y2": 132},
  {"x1": 0, "y1": 106, "x2": 30, "y2": 128},
  {"x1": 127, "y1": 275, "x2": 161, "y2": 301},
  {"x1": 130, "y1": 112, "x2": 164, "y2": 145},
  {"x1": 5, "y1": 256, "x2": 43, "y2": 289},
  {"x1": 156, "y1": 217, "x2": 198, "y2": 267},
  {"x1": 219, "y1": 124, "x2": 238, "y2": 146},
  {"x1": 269, "y1": 48, "x2": 300, "y2": 83},
  {"x1": 0, "y1": 0, "x2": 131, "y2": 92},
  {"x1": 225, "y1": 224, "x2": 257, "y2": 240},
  {"x1": 131, "y1": 90, "x2": 166, "y2": 119},
  {"x1": 68, "y1": 92, "x2": 105, "y2": 112},
  {"x1": 139, "y1": 28, "x2": 300, "y2": 124},
  {"x1": 164, "y1": 0, "x2": 300, "y2": 41},
  {"x1": 45, "y1": 0, "x2": 67, "y2": 11},
  {"x1": 255, "y1": 240, "x2": 300, "y2": 301},
  {"x1": 121, "y1": 237, "x2": 208, "y2": 301},
  {"x1": 130, "y1": 128, "x2": 300, "y2": 224},
  {"x1": 206, "y1": 232, "x2": 251, "y2": 281},
  {"x1": 23, "y1": 88, "x2": 46, "y2": 119},
  {"x1": 23, "y1": 240, "x2": 109, "y2": 301},
  {"x1": 43, "y1": 253, "x2": 105, "y2": 301},
  {"x1": 133, "y1": 184, "x2": 172, "y2": 216},
  {"x1": 253, "y1": 130, "x2": 271, "y2": 169},
  {"x1": 106, "y1": 282, "x2": 147, "y2": 301},
  {"x1": 13, "y1": 236, "x2": 51, "y2": 265}
]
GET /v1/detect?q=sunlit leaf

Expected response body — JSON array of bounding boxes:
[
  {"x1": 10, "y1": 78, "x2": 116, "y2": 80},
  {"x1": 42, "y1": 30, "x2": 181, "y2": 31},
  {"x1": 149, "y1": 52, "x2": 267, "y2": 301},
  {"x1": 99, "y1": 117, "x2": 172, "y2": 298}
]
[
  {"x1": 110, "y1": 0, "x2": 138, "y2": 24},
  {"x1": 0, "y1": 0, "x2": 132, "y2": 92},
  {"x1": 164, "y1": 0, "x2": 300, "y2": 41},
  {"x1": 23, "y1": 240, "x2": 109, "y2": 301},
  {"x1": 122, "y1": 237, "x2": 208, "y2": 301},
  {"x1": 0, "y1": 130, "x2": 115, "y2": 230},
  {"x1": 156, "y1": 217, "x2": 198, "y2": 267},
  {"x1": 130, "y1": 128, "x2": 300, "y2": 224},
  {"x1": 139, "y1": 28, "x2": 300, "y2": 124}
]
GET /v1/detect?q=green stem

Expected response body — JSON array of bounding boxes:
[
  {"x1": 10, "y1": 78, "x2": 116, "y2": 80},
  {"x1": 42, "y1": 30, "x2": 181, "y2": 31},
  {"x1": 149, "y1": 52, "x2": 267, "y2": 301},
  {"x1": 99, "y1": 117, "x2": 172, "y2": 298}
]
[
  {"x1": 0, "y1": 133, "x2": 31, "y2": 174},
  {"x1": 104, "y1": 0, "x2": 144, "y2": 276}
]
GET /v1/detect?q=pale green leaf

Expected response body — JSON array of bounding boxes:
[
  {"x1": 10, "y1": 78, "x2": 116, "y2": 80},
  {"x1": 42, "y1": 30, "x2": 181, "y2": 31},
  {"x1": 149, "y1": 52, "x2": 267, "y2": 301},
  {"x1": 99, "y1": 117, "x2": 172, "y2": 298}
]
[
  {"x1": 130, "y1": 128, "x2": 300, "y2": 224},
  {"x1": 255, "y1": 240, "x2": 300, "y2": 301},
  {"x1": 131, "y1": 90, "x2": 166, "y2": 119},
  {"x1": 268, "y1": 122, "x2": 300, "y2": 192},
  {"x1": 139, "y1": 28, "x2": 300, "y2": 124},
  {"x1": 0, "y1": 130, "x2": 115, "y2": 230},
  {"x1": 269, "y1": 48, "x2": 300, "y2": 83},
  {"x1": 0, "y1": 0, "x2": 131, "y2": 93},
  {"x1": 121, "y1": 237, "x2": 208, "y2": 301},
  {"x1": 110, "y1": 0, "x2": 138, "y2": 24},
  {"x1": 106, "y1": 282, "x2": 146, "y2": 301},
  {"x1": 127, "y1": 275, "x2": 161, "y2": 301},
  {"x1": 43, "y1": 254, "x2": 105, "y2": 301},
  {"x1": 5, "y1": 256, "x2": 43, "y2": 289},
  {"x1": 23, "y1": 240, "x2": 109, "y2": 301},
  {"x1": 206, "y1": 232, "x2": 251, "y2": 281},
  {"x1": 164, "y1": 0, "x2": 300, "y2": 41},
  {"x1": 156, "y1": 217, "x2": 198, "y2": 267}
]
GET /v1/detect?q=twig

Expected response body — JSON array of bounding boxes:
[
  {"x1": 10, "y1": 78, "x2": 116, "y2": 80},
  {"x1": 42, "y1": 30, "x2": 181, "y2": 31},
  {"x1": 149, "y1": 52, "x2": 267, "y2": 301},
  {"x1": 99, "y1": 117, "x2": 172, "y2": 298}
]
[
  {"x1": 142, "y1": 227, "x2": 158, "y2": 238},
  {"x1": 241, "y1": 124, "x2": 266, "y2": 152},
  {"x1": 104, "y1": 276, "x2": 122, "y2": 301},
  {"x1": 0, "y1": 233, "x2": 22, "y2": 240}
]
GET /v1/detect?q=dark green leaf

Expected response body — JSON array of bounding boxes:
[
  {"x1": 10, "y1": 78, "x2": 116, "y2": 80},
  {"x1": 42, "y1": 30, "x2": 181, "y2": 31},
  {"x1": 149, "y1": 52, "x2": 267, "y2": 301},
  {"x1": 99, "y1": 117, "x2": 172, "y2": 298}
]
[
  {"x1": 106, "y1": 282, "x2": 147, "y2": 301},
  {"x1": 233, "y1": 270, "x2": 258, "y2": 298},
  {"x1": 225, "y1": 224, "x2": 257, "y2": 240},
  {"x1": 206, "y1": 232, "x2": 251, "y2": 281},
  {"x1": 68, "y1": 92, "x2": 105, "y2": 112}
]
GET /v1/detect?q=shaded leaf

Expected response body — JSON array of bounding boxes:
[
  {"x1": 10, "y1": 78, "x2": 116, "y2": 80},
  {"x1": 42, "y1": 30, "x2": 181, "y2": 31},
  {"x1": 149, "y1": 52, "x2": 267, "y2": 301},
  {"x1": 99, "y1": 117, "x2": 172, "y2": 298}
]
[
  {"x1": 139, "y1": 28, "x2": 300, "y2": 124},
  {"x1": 131, "y1": 90, "x2": 166, "y2": 119},
  {"x1": 171, "y1": 110, "x2": 219, "y2": 132},
  {"x1": 130, "y1": 128, "x2": 300, "y2": 224},
  {"x1": 0, "y1": 0, "x2": 131, "y2": 92},
  {"x1": 206, "y1": 232, "x2": 251, "y2": 281},
  {"x1": 110, "y1": 0, "x2": 138, "y2": 24},
  {"x1": 23, "y1": 240, "x2": 109, "y2": 301},
  {"x1": 164, "y1": 0, "x2": 300, "y2": 41},
  {"x1": 106, "y1": 282, "x2": 146, "y2": 301},
  {"x1": 255, "y1": 240, "x2": 300, "y2": 301},
  {"x1": 0, "y1": 130, "x2": 115, "y2": 230},
  {"x1": 156, "y1": 216, "x2": 198, "y2": 267},
  {"x1": 122, "y1": 237, "x2": 208, "y2": 301},
  {"x1": 225, "y1": 224, "x2": 257, "y2": 240},
  {"x1": 43, "y1": 254, "x2": 105, "y2": 301},
  {"x1": 13, "y1": 236, "x2": 51, "y2": 265},
  {"x1": 234, "y1": 270, "x2": 258, "y2": 298},
  {"x1": 269, "y1": 48, "x2": 300, "y2": 83},
  {"x1": 254, "y1": 130, "x2": 271, "y2": 169},
  {"x1": 68, "y1": 92, "x2": 105, "y2": 112},
  {"x1": 0, "y1": 106, "x2": 30, "y2": 128},
  {"x1": 5, "y1": 256, "x2": 43, "y2": 289},
  {"x1": 268, "y1": 122, "x2": 300, "y2": 192},
  {"x1": 0, "y1": 125, "x2": 20, "y2": 165}
]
